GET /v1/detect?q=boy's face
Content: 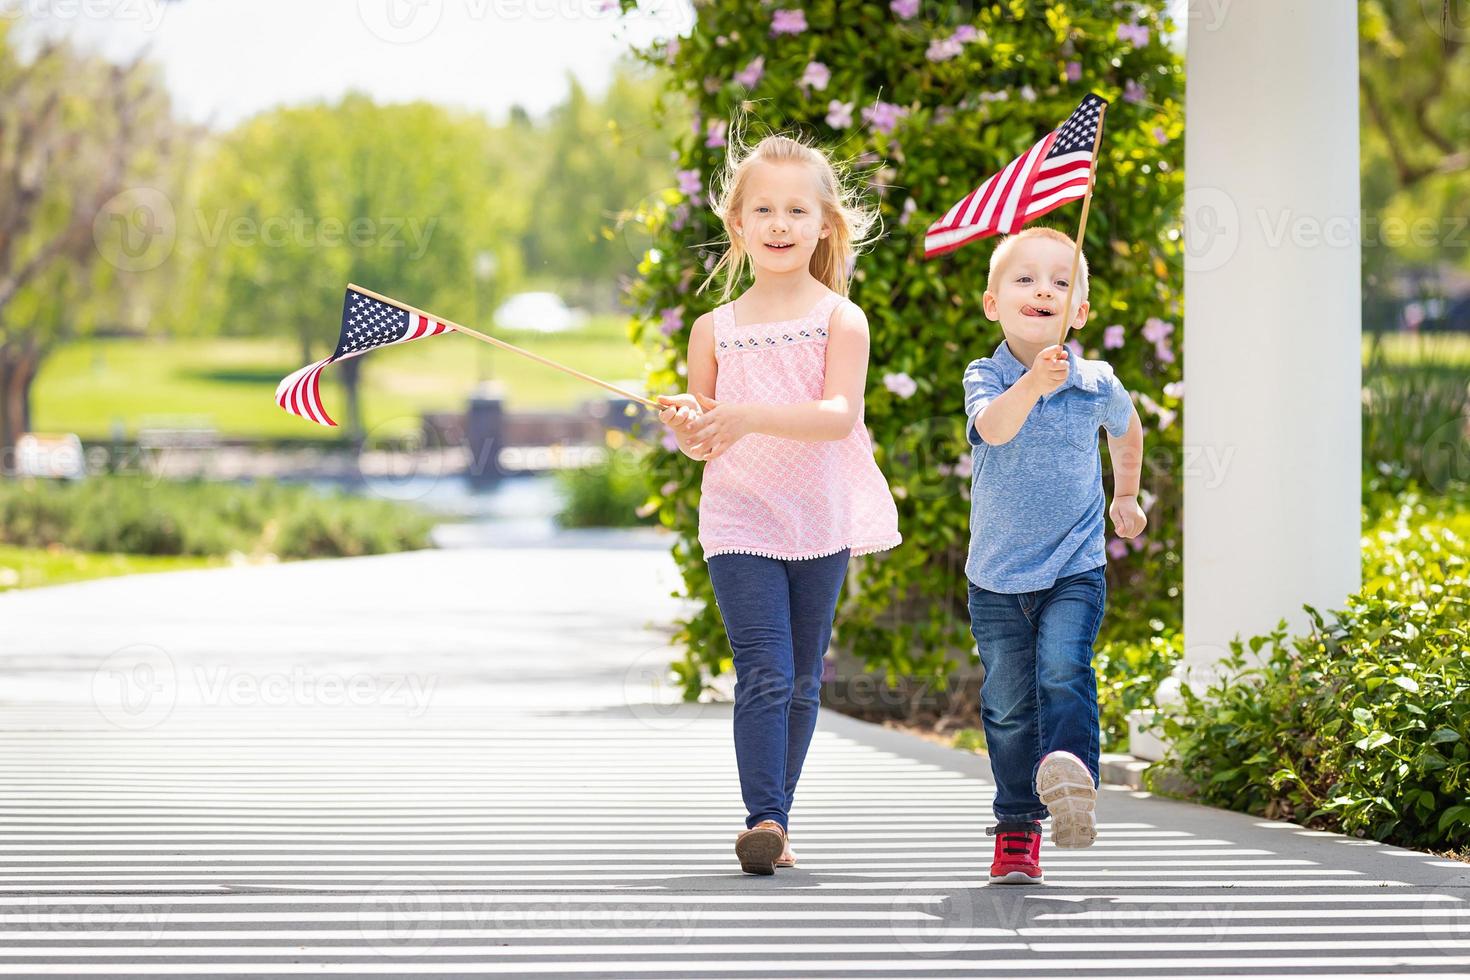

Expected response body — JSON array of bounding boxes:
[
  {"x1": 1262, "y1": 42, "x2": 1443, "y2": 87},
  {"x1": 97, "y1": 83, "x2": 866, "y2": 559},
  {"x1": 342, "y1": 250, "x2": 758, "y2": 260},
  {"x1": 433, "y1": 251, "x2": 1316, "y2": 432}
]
[
  {"x1": 982, "y1": 237, "x2": 1090, "y2": 348},
  {"x1": 732, "y1": 161, "x2": 830, "y2": 276}
]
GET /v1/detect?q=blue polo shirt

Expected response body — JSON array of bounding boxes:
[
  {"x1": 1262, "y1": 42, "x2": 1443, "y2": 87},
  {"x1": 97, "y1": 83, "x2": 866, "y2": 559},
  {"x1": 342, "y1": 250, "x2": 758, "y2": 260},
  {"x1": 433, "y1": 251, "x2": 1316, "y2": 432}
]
[{"x1": 963, "y1": 340, "x2": 1134, "y2": 593}]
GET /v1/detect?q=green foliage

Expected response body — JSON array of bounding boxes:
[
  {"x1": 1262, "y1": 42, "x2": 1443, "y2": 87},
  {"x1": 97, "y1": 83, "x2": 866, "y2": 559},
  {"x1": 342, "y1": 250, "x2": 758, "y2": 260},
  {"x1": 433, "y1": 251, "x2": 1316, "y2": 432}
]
[
  {"x1": 554, "y1": 443, "x2": 659, "y2": 529},
  {"x1": 1146, "y1": 490, "x2": 1470, "y2": 851},
  {"x1": 619, "y1": 1, "x2": 1185, "y2": 697},
  {"x1": 1362, "y1": 332, "x2": 1470, "y2": 496},
  {"x1": 1093, "y1": 628, "x2": 1182, "y2": 753},
  {"x1": 0, "y1": 477, "x2": 433, "y2": 560}
]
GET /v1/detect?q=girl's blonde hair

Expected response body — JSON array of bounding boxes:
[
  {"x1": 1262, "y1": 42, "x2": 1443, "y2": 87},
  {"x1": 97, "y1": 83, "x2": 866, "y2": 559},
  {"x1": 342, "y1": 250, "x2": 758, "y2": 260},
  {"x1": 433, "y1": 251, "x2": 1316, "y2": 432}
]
[{"x1": 699, "y1": 121, "x2": 879, "y2": 303}]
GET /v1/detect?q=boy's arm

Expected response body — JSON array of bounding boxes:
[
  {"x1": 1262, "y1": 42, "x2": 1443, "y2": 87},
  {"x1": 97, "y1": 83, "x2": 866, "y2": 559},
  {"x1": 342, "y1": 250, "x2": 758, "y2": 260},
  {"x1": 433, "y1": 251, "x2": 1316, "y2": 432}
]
[
  {"x1": 971, "y1": 346, "x2": 1069, "y2": 446},
  {"x1": 1104, "y1": 378, "x2": 1147, "y2": 537}
]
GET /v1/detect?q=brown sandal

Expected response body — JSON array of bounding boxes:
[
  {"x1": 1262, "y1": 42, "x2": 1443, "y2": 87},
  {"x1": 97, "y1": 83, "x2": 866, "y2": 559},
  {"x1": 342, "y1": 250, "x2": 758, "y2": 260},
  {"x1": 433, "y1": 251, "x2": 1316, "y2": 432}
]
[
  {"x1": 735, "y1": 820, "x2": 786, "y2": 875},
  {"x1": 775, "y1": 834, "x2": 796, "y2": 868}
]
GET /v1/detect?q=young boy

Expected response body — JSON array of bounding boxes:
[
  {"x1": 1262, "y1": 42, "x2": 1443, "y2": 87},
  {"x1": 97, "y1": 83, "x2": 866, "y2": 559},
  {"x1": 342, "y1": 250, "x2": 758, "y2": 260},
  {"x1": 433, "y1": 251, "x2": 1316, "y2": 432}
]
[{"x1": 962, "y1": 226, "x2": 1147, "y2": 884}]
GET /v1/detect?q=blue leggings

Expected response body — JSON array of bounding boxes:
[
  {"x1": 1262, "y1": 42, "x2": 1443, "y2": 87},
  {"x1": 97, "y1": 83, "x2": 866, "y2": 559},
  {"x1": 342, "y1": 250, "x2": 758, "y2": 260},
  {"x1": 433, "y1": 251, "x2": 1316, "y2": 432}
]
[{"x1": 706, "y1": 549, "x2": 851, "y2": 831}]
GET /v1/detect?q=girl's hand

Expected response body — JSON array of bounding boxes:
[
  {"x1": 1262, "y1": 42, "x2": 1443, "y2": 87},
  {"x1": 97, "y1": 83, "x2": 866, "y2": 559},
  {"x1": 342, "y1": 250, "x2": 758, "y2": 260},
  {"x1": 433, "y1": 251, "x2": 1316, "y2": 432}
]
[
  {"x1": 656, "y1": 393, "x2": 702, "y2": 429},
  {"x1": 1109, "y1": 494, "x2": 1147, "y2": 538},
  {"x1": 686, "y1": 393, "x2": 755, "y2": 461}
]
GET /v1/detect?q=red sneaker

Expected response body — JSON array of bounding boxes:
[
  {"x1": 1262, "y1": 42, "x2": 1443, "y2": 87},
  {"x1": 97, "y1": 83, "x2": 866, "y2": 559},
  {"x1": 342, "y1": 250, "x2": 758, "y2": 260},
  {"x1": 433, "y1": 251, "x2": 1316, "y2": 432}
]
[{"x1": 987, "y1": 820, "x2": 1044, "y2": 884}]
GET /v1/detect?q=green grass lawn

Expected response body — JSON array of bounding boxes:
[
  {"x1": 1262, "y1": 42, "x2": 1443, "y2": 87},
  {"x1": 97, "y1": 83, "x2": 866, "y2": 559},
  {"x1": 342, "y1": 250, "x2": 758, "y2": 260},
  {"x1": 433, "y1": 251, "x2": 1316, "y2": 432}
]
[
  {"x1": 0, "y1": 544, "x2": 227, "y2": 592},
  {"x1": 33, "y1": 315, "x2": 650, "y2": 441}
]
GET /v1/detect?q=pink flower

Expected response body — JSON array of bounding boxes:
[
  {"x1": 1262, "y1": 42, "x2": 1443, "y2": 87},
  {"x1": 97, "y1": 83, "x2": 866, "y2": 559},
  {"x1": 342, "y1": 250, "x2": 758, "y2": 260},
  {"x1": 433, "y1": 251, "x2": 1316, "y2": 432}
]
[
  {"x1": 670, "y1": 203, "x2": 690, "y2": 231},
  {"x1": 1153, "y1": 126, "x2": 1169, "y2": 145},
  {"x1": 952, "y1": 24, "x2": 978, "y2": 42},
  {"x1": 771, "y1": 8, "x2": 806, "y2": 35},
  {"x1": 890, "y1": 0, "x2": 919, "y2": 18},
  {"x1": 660, "y1": 430, "x2": 679, "y2": 452},
  {"x1": 659, "y1": 306, "x2": 684, "y2": 336},
  {"x1": 675, "y1": 169, "x2": 701, "y2": 196},
  {"x1": 733, "y1": 56, "x2": 764, "y2": 89},
  {"x1": 1163, "y1": 381, "x2": 1184, "y2": 400},
  {"x1": 861, "y1": 100, "x2": 906, "y2": 135},
  {"x1": 705, "y1": 118, "x2": 727, "y2": 148},
  {"x1": 1065, "y1": 339, "x2": 1084, "y2": 359},
  {"x1": 660, "y1": 480, "x2": 679, "y2": 496},
  {"x1": 883, "y1": 372, "x2": 918, "y2": 399},
  {"x1": 663, "y1": 36, "x2": 680, "y2": 64},
  {"x1": 826, "y1": 99, "x2": 854, "y2": 129},
  {"x1": 1066, "y1": 60, "x2": 1082, "y2": 82},
  {"x1": 1141, "y1": 317, "x2": 1174, "y2": 344},
  {"x1": 1124, "y1": 79, "x2": 1146, "y2": 105},
  {"x1": 1107, "y1": 538, "x2": 1129, "y2": 560},
  {"x1": 1103, "y1": 324, "x2": 1126, "y2": 349},
  {"x1": 926, "y1": 35, "x2": 964, "y2": 62},
  {"x1": 799, "y1": 60, "x2": 830, "y2": 91},
  {"x1": 1118, "y1": 22, "x2": 1150, "y2": 48},
  {"x1": 899, "y1": 197, "x2": 917, "y2": 226}
]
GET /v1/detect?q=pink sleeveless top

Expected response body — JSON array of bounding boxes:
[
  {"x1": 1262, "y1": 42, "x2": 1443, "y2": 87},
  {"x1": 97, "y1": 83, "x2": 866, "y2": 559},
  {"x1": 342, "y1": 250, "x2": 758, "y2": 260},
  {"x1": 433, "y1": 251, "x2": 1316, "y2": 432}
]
[{"x1": 698, "y1": 290, "x2": 903, "y2": 562}]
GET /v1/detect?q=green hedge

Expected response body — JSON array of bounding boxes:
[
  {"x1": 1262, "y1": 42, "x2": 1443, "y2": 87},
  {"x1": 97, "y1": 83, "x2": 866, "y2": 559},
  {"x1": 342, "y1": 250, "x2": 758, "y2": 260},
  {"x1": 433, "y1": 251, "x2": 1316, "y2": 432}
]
[
  {"x1": 620, "y1": 0, "x2": 1186, "y2": 697},
  {"x1": 0, "y1": 476, "x2": 434, "y2": 560},
  {"x1": 1140, "y1": 488, "x2": 1469, "y2": 852}
]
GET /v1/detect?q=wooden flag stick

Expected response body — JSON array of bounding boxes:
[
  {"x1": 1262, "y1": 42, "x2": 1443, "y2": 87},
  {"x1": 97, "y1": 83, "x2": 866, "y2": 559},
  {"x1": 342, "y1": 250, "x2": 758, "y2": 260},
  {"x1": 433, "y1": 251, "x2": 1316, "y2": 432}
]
[
  {"x1": 1056, "y1": 101, "x2": 1108, "y2": 350},
  {"x1": 348, "y1": 282, "x2": 661, "y2": 411}
]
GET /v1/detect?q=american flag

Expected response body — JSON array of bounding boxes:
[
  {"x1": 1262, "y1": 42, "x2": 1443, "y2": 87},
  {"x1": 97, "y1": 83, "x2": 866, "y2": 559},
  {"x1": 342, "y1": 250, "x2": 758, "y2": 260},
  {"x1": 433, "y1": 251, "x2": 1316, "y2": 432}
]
[
  {"x1": 275, "y1": 287, "x2": 453, "y2": 427},
  {"x1": 924, "y1": 93, "x2": 1108, "y2": 258}
]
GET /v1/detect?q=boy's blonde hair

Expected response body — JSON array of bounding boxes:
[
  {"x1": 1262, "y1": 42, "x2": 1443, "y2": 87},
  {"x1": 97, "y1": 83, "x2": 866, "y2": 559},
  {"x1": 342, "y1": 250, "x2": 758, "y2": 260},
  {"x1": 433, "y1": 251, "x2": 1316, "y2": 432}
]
[
  {"x1": 987, "y1": 226, "x2": 1089, "y2": 303},
  {"x1": 700, "y1": 123, "x2": 879, "y2": 303}
]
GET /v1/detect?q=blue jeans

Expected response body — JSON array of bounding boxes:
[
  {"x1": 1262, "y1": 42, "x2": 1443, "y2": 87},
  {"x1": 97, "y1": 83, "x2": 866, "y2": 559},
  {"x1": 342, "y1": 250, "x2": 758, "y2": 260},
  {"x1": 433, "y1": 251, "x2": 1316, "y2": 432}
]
[
  {"x1": 707, "y1": 549, "x2": 850, "y2": 831},
  {"x1": 966, "y1": 564, "x2": 1106, "y2": 823}
]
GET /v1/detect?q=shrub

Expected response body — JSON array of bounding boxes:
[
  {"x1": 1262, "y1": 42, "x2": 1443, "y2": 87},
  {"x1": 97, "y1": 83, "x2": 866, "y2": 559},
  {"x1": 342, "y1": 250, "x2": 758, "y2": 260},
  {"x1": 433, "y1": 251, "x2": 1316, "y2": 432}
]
[
  {"x1": 554, "y1": 445, "x2": 658, "y2": 529},
  {"x1": 1145, "y1": 490, "x2": 1470, "y2": 851}
]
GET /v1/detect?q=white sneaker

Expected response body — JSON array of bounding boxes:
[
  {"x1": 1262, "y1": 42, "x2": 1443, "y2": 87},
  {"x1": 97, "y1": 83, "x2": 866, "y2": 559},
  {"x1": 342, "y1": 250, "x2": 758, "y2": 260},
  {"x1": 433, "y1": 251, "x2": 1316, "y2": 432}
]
[{"x1": 1036, "y1": 750, "x2": 1097, "y2": 848}]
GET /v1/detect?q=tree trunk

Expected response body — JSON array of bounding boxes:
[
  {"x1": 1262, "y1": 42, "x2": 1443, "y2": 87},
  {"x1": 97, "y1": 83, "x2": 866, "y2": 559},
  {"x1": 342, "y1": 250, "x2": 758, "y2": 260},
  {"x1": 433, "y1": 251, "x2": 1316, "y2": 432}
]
[
  {"x1": 338, "y1": 355, "x2": 364, "y2": 449},
  {"x1": 0, "y1": 337, "x2": 41, "y2": 475}
]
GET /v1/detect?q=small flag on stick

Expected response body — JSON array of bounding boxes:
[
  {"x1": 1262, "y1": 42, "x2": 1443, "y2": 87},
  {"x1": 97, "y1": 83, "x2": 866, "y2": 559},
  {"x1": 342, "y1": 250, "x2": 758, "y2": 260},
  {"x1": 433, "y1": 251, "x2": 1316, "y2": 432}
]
[
  {"x1": 275, "y1": 287, "x2": 453, "y2": 427},
  {"x1": 924, "y1": 93, "x2": 1108, "y2": 258}
]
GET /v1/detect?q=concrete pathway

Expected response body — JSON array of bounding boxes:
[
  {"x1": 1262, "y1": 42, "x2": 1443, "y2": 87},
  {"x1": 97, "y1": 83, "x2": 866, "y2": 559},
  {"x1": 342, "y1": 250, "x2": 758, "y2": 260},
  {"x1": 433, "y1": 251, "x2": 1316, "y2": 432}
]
[{"x1": 0, "y1": 544, "x2": 1465, "y2": 977}]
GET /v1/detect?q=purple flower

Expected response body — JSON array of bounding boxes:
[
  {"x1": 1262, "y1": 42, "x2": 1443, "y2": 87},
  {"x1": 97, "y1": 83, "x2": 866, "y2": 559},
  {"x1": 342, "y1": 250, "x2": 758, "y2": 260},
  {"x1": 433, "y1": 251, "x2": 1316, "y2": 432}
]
[
  {"x1": 1118, "y1": 22, "x2": 1150, "y2": 48},
  {"x1": 883, "y1": 372, "x2": 918, "y2": 399},
  {"x1": 1124, "y1": 79, "x2": 1146, "y2": 105},
  {"x1": 670, "y1": 203, "x2": 691, "y2": 231},
  {"x1": 1163, "y1": 381, "x2": 1184, "y2": 400},
  {"x1": 926, "y1": 35, "x2": 964, "y2": 62},
  {"x1": 1065, "y1": 60, "x2": 1082, "y2": 82},
  {"x1": 660, "y1": 306, "x2": 684, "y2": 336},
  {"x1": 826, "y1": 99, "x2": 854, "y2": 129},
  {"x1": 890, "y1": 0, "x2": 919, "y2": 18},
  {"x1": 663, "y1": 36, "x2": 680, "y2": 64},
  {"x1": 861, "y1": 100, "x2": 906, "y2": 135},
  {"x1": 899, "y1": 197, "x2": 917, "y2": 226},
  {"x1": 1107, "y1": 537, "x2": 1129, "y2": 561},
  {"x1": 798, "y1": 60, "x2": 830, "y2": 91},
  {"x1": 1141, "y1": 317, "x2": 1173, "y2": 344},
  {"x1": 705, "y1": 118, "x2": 727, "y2": 148},
  {"x1": 771, "y1": 8, "x2": 807, "y2": 35},
  {"x1": 660, "y1": 430, "x2": 679, "y2": 453},
  {"x1": 952, "y1": 24, "x2": 977, "y2": 42},
  {"x1": 733, "y1": 56, "x2": 764, "y2": 89},
  {"x1": 1065, "y1": 339, "x2": 1083, "y2": 359},
  {"x1": 1153, "y1": 126, "x2": 1169, "y2": 145},
  {"x1": 675, "y1": 168, "x2": 701, "y2": 196},
  {"x1": 1103, "y1": 324, "x2": 1126, "y2": 349}
]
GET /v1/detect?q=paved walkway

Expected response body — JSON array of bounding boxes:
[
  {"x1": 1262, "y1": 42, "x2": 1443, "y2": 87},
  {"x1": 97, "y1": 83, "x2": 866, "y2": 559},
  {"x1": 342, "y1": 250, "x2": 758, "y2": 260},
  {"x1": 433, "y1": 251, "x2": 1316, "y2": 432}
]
[{"x1": 0, "y1": 544, "x2": 1466, "y2": 977}]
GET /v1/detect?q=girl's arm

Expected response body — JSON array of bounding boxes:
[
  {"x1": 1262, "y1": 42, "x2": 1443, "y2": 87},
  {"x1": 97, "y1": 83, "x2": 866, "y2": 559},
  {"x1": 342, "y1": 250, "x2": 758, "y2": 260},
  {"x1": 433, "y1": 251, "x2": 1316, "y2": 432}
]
[
  {"x1": 660, "y1": 312, "x2": 718, "y2": 461},
  {"x1": 686, "y1": 302, "x2": 869, "y2": 457}
]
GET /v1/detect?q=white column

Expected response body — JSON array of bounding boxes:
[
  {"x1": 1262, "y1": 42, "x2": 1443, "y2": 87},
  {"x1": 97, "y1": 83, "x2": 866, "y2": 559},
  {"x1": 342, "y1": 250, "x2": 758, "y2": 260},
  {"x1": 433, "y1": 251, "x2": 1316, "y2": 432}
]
[{"x1": 1130, "y1": 0, "x2": 1362, "y2": 760}]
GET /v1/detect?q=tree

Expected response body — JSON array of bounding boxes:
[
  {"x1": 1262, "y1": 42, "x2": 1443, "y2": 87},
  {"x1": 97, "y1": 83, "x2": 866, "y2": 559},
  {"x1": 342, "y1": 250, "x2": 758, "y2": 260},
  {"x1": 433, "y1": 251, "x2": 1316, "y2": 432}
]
[{"x1": 0, "y1": 23, "x2": 176, "y2": 462}]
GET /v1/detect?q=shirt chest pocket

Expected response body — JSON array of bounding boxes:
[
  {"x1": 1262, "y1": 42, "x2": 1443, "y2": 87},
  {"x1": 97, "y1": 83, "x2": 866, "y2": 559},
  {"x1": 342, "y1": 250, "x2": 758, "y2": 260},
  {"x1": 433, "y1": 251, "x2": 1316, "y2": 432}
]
[{"x1": 1056, "y1": 396, "x2": 1100, "y2": 452}]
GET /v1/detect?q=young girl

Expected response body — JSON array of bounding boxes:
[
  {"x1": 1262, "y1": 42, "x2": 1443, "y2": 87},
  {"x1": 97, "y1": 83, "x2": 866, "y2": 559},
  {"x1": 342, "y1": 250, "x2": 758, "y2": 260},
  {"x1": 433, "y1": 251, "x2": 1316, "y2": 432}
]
[{"x1": 656, "y1": 132, "x2": 902, "y2": 876}]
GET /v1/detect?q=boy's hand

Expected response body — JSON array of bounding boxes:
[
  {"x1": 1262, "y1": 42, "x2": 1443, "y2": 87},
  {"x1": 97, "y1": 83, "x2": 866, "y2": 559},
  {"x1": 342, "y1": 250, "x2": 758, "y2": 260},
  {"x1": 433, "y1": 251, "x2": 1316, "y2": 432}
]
[
  {"x1": 1110, "y1": 494, "x2": 1147, "y2": 538},
  {"x1": 656, "y1": 393, "x2": 703, "y2": 429},
  {"x1": 1023, "y1": 345, "x2": 1069, "y2": 397}
]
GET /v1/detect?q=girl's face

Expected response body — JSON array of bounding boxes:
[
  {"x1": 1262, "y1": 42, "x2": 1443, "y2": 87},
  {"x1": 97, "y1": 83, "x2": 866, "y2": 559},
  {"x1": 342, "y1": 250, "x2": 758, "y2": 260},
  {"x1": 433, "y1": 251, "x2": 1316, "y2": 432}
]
[{"x1": 731, "y1": 160, "x2": 830, "y2": 277}]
